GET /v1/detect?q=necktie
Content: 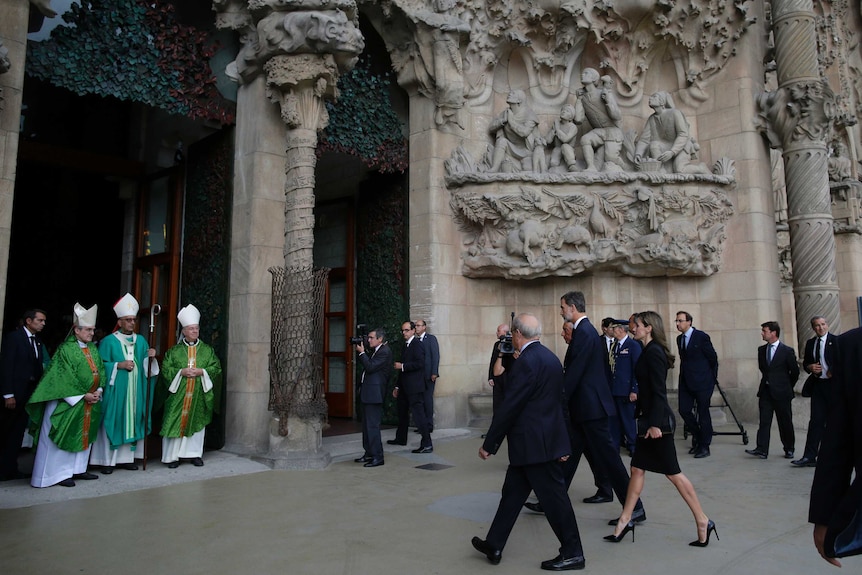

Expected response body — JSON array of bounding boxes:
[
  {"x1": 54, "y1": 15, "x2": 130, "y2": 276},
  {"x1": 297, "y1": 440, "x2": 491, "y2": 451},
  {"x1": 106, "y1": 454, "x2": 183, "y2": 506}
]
[
  {"x1": 767, "y1": 344, "x2": 775, "y2": 364},
  {"x1": 30, "y1": 335, "x2": 38, "y2": 358},
  {"x1": 814, "y1": 337, "x2": 821, "y2": 363}
]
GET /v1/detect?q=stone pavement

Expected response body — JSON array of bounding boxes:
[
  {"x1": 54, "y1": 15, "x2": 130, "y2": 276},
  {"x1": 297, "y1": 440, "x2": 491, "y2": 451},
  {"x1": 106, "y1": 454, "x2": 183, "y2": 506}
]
[{"x1": 0, "y1": 425, "x2": 850, "y2": 574}]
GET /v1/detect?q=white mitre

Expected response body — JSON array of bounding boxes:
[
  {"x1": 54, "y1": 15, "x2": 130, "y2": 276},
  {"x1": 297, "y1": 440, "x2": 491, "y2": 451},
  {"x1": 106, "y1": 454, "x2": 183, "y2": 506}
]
[
  {"x1": 177, "y1": 304, "x2": 201, "y2": 328},
  {"x1": 113, "y1": 293, "x2": 139, "y2": 318},
  {"x1": 73, "y1": 303, "x2": 98, "y2": 328}
]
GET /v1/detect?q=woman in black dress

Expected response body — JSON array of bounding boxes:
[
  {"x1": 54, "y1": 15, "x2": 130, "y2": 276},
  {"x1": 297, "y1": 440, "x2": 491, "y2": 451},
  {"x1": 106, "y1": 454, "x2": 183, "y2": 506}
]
[{"x1": 606, "y1": 310, "x2": 717, "y2": 546}]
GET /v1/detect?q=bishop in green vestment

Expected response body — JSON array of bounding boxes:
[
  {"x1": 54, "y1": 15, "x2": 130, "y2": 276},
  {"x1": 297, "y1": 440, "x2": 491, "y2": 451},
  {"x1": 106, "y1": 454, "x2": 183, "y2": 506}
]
[{"x1": 159, "y1": 304, "x2": 222, "y2": 467}]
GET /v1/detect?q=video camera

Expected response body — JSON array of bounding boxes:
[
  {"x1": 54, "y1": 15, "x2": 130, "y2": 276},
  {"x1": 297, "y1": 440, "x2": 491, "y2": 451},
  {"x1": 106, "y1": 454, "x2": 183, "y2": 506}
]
[
  {"x1": 350, "y1": 324, "x2": 369, "y2": 347},
  {"x1": 499, "y1": 311, "x2": 515, "y2": 355}
]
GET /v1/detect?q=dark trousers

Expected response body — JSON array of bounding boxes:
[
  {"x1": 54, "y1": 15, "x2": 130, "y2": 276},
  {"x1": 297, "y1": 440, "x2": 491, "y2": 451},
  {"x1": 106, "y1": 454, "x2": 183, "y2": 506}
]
[
  {"x1": 0, "y1": 405, "x2": 29, "y2": 477},
  {"x1": 423, "y1": 380, "x2": 435, "y2": 431},
  {"x1": 583, "y1": 423, "x2": 612, "y2": 498},
  {"x1": 678, "y1": 383, "x2": 714, "y2": 447},
  {"x1": 395, "y1": 390, "x2": 432, "y2": 448},
  {"x1": 609, "y1": 397, "x2": 637, "y2": 452},
  {"x1": 802, "y1": 381, "x2": 829, "y2": 460},
  {"x1": 486, "y1": 460, "x2": 583, "y2": 558},
  {"x1": 361, "y1": 402, "x2": 383, "y2": 460},
  {"x1": 564, "y1": 416, "x2": 644, "y2": 512},
  {"x1": 756, "y1": 394, "x2": 795, "y2": 454}
]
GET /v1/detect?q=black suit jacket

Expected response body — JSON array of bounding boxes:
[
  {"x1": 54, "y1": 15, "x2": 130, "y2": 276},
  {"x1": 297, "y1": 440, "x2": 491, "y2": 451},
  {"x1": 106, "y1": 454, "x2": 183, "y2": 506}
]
[
  {"x1": 563, "y1": 317, "x2": 615, "y2": 422},
  {"x1": 634, "y1": 340, "x2": 675, "y2": 429},
  {"x1": 358, "y1": 343, "x2": 392, "y2": 405},
  {"x1": 420, "y1": 333, "x2": 440, "y2": 382},
  {"x1": 397, "y1": 337, "x2": 425, "y2": 395},
  {"x1": 677, "y1": 328, "x2": 718, "y2": 392},
  {"x1": 801, "y1": 332, "x2": 837, "y2": 396},
  {"x1": 809, "y1": 328, "x2": 862, "y2": 540},
  {"x1": 0, "y1": 327, "x2": 46, "y2": 403},
  {"x1": 757, "y1": 341, "x2": 800, "y2": 402},
  {"x1": 482, "y1": 341, "x2": 570, "y2": 466}
]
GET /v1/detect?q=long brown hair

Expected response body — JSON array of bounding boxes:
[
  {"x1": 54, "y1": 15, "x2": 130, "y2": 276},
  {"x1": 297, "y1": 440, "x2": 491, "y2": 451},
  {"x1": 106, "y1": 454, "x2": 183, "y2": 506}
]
[{"x1": 636, "y1": 310, "x2": 676, "y2": 369}]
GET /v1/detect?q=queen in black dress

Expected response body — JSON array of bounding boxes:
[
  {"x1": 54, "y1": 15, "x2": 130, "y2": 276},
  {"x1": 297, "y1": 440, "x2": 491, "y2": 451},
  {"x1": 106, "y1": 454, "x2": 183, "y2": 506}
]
[{"x1": 606, "y1": 311, "x2": 717, "y2": 547}]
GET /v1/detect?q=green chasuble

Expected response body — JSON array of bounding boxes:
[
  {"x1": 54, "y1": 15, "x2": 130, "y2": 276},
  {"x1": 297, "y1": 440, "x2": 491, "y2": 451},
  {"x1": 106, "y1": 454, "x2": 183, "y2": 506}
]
[
  {"x1": 99, "y1": 331, "x2": 155, "y2": 450},
  {"x1": 159, "y1": 339, "x2": 222, "y2": 438},
  {"x1": 26, "y1": 334, "x2": 106, "y2": 452}
]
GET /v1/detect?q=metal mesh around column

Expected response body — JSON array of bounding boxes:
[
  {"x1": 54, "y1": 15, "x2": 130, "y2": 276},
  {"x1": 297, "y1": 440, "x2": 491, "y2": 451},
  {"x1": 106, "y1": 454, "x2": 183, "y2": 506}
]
[{"x1": 268, "y1": 266, "x2": 330, "y2": 433}]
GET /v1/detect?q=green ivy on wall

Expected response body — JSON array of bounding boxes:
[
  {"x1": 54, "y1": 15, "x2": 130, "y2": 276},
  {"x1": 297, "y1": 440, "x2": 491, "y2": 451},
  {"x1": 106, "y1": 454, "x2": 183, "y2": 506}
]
[
  {"x1": 320, "y1": 58, "x2": 408, "y2": 174},
  {"x1": 26, "y1": 0, "x2": 235, "y2": 124}
]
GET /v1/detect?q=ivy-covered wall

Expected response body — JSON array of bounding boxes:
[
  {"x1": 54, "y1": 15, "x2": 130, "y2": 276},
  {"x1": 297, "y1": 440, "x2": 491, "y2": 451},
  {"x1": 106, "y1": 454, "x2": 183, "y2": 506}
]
[{"x1": 355, "y1": 172, "x2": 410, "y2": 424}]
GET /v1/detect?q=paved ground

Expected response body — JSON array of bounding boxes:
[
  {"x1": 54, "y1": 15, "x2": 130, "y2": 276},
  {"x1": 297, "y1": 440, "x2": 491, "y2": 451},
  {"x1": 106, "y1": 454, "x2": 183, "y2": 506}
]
[{"x1": 0, "y1": 424, "x2": 850, "y2": 574}]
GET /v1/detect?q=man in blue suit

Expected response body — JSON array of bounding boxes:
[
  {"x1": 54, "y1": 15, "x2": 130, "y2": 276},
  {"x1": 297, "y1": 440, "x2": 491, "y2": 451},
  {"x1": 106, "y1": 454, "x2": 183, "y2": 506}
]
[
  {"x1": 354, "y1": 328, "x2": 392, "y2": 467},
  {"x1": 0, "y1": 309, "x2": 48, "y2": 481},
  {"x1": 675, "y1": 311, "x2": 719, "y2": 458},
  {"x1": 559, "y1": 291, "x2": 645, "y2": 525},
  {"x1": 472, "y1": 313, "x2": 585, "y2": 571},
  {"x1": 415, "y1": 319, "x2": 439, "y2": 433},
  {"x1": 609, "y1": 319, "x2": 641, "y2": 456}
]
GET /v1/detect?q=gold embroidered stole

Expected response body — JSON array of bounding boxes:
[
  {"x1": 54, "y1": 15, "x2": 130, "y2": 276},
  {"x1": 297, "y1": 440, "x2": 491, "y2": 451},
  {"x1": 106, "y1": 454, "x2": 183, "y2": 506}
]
[
  {"x1": 81, "y1": 347, "x2": 101, "y2": 449},
  {"x1": 179, "y1": 345, "x2": 198, "y2": 436}
]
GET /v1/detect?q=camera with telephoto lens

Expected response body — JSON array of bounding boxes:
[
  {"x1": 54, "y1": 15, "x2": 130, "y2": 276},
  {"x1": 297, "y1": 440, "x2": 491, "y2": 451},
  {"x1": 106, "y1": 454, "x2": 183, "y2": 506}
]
[
  {"x1": 499, "y1": 311, "x2": 516, "y2": 355},
  {"x1": 350, "y1": 324, "x2": 369, "y2": 346}
]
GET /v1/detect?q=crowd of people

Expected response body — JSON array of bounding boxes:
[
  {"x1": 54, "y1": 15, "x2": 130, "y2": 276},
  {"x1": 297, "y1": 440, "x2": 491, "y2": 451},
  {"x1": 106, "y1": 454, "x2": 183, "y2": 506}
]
[{"x1": 0, "y1": 295, "x2": 221, "y2": 488}]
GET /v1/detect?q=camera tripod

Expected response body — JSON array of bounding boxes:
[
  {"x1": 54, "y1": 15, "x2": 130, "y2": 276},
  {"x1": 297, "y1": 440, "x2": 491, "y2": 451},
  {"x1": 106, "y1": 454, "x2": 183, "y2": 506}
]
[{"x1": 682, "y1": 381, "x2": 749, "y2": 445}]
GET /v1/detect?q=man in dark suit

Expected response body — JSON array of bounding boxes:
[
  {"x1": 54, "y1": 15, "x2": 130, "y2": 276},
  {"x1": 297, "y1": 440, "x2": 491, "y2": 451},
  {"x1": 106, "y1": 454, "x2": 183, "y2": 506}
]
[
  {"x1": 793, "y1": 316, "x2": 837, "y2": 467},
  {"x1": 559, "y1": 291, "x2": 646, "y2": 525},
  {"x1": 675, "y1": 311, "x2": 719, "y2": 458},
  {"x1": 746, "y1": 321, "x2": 800, "y2": 459},
  {"x1": 472, "y1": 313, "x2": 585, "y2": 571},
  {"x1": 355, "y1": 328, "x2": 392, "y2": 467},
  {"x1": 0, "y1": 309, "x2": 48, "y2": 481},
  {"x1": 389, "y1": 321, "x2": 431, "y2": 453},
  {"x1": 610, "y1": 319, "x2": 641, "y2": 456},
  {"x1": 415, "y1": 319, "x2": 439, "y2": 433},
  {"x1": 810, "y1": 326, "x2": 860, "y2": 568}
]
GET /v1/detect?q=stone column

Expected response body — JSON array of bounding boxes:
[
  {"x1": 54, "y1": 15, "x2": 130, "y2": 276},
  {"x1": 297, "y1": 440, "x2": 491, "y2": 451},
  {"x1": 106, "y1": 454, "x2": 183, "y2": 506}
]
[
  {"x1": 770, "y1": 0, "x2": 841, "y2": 346},
  {"x1": 0, "y1": 0, "x2": 31, "y2": 330}
]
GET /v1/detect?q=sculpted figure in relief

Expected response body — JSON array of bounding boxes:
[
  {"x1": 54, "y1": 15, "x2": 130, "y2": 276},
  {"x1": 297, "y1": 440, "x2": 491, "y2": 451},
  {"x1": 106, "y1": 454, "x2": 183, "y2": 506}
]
[
  {"x1": 487, "y1": 90, "x2": 547, "y2": 173},
  {"x1": 828, "y1": 140, "x2": 853, "y2": 183},
  {"x1": 635, "y1": 91, "x2": 709, "y2": 174},
  {"x1": 574, "y1": 68, "x2": 625, "y2": 172},
  {"x1": 546, "y1": 104, "x2": 579, "y2": 172}
]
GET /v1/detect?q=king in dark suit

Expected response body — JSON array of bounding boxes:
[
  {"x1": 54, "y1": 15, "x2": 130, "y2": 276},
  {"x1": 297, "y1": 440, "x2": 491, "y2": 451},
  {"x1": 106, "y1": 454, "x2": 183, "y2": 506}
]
[
  {"x1": 746, "y1": 321, "x2": 800, "y2": 459},
  {"x1": 794, "y1": 316, "x2": 837, "y2": 467},
  {"x1": 0, "y1": 309, "x2": 48, "y2": 481},
  {"x1": 391, "y1": 321, "x2": 431, "y2": 453},
  {"x1": 355, "y1": 328, "x2": 392, "y2": 467},
  {"x1": 675, "y1": 311, "x2": 719, "y2": 458},
  {"x1": 472, "y1": 313, "x2": 585, "y2": 571}
]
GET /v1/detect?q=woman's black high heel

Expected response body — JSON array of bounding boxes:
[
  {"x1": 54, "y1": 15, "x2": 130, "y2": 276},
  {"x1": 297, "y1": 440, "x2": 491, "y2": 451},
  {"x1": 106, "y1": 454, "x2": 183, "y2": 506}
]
[
  {"x1": 689, "y1": 519, "x2": 718, "y2": 547},
  {"x1": 604, "y1": 521, "x2": 636, "y2": 543}
]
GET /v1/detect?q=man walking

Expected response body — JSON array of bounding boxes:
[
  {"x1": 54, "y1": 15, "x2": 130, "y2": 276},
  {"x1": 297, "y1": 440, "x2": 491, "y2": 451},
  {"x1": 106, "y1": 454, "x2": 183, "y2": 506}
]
[
  {"x1": 610, "y1": 319, "x2": 640, "y2": 456},
  {"x1": 793, "y1": 316, "x2": 836, "y2": 467},
  {"x1": 472, "y1": 313, "x2": 585, "y2": 571},
  {"x1": 675, "y1": 311, "x2": 719, "y2": 458},
  {"x1": 354, "y1": 328, "x2": 391, "y2": 467},
  {"x1": 746, "y1": 321, "x2": 799, "y2": 460}
]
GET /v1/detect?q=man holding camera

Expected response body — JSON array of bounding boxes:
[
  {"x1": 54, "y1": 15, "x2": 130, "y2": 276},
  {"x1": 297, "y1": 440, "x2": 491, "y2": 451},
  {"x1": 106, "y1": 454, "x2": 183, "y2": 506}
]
[
  {"x1": 355, "y1": 328, "x2": 391, "y2": 467},
  {"x1": 488, "y1": 323, "x2": 514, "y2": 413}
]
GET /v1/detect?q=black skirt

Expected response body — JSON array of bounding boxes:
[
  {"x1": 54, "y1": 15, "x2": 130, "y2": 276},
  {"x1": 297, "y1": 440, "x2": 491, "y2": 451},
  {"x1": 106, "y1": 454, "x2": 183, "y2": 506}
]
[{"x1": 631, "y1": 431, "x2": 681, "y2": 475}]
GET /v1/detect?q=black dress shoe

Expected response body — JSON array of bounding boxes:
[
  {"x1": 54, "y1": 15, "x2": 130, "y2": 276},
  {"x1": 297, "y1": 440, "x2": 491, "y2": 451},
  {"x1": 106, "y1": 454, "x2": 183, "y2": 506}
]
[
  {"x1": 583, "y1": 493, "x2": 613, "y2": 504},
  {"x1": 364, "y1": 459, "x2": 384, "y2": 468},
  {"x1": 386, "y1": 439, "x2": 407, "y2": 446},
  {"x1": 608, "y1": 509, "x2": 646, "y2": 526},
  {"x1": 100, "y1": 466, "x2": 114, "y2": 475},
  {"x1": 192, "y1": 457, "x2": 204, "y2": 467},
  {"x1": 745, "y1": 448, "x2": 768, "y2": 459},
  {"x1": 118, "y1": 462, "x2": 139, "y2": 471},
  {"x1": 694, "y1": 447, "x2": 711, "y2": 459},
  {"x1": 784, "y1": 450, "x2": 795, "y2": 459},
  {"x1": 167, "y1": 461, "x2": 180, "y2": 468},
  {"x1": 540, "y1": 554, "x2": 585, "y2": 571},
  {"x1": 688, "y1": 445, "x2": 699, "y2": 455},
  {"x1": 412, "y1": 446, "x2": 433, "y2": 454},
  {"x1": 471, "y1": 536, "x2": 502, "y2": 565},
  {"x1": 73, "y1": 472, "x2": 99, "y2": 480},
  {"x1": 791, "y1": 457, "x2": 817, "y2": 467},
  {"x1": 524, "y1": 501, "x2": 544, "y2": 513},
  {"x1": 58, "y1": 478, "x2": 76, "y2": 487},
  {"x1": 354, "y1": 455, "x2": 373, "y2": 463}
]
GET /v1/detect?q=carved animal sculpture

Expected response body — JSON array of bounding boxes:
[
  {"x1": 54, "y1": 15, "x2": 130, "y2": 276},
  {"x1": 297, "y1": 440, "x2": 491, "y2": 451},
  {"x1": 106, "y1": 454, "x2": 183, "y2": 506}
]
[
  {"x1": 660, "y1": 220, "x2": 699, "y2": 243},
  {"x1": 551, "y1": 224, "x2": 591, "y2": 254},
  {"x1": 506, "y1": 220, "x2": 547, "y2": 265},
  {"x1": 589, "y1": 200, "x2": 611, "y2": 238},
  {"x1": 258, "y1": 10, "x2": 365, "y2": 58}
]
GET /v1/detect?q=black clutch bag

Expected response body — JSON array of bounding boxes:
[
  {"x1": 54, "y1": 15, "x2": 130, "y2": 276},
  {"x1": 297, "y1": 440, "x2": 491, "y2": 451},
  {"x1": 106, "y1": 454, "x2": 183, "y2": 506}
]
[{"x1": 636, "y1": 413, "x2": 676, "y2": 436}]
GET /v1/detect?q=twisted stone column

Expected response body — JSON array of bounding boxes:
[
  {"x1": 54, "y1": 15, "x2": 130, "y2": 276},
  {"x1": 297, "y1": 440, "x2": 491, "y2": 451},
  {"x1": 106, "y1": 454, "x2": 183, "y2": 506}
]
[{"x1": 770, "y1": 0, "x2": 841, "y2": 346}]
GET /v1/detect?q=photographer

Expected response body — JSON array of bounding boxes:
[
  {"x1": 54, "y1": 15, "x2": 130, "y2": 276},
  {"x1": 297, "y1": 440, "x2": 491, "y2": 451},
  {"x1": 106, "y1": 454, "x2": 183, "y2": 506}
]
[
  {"x1": 488, "y1": 323, "x2": 516, "y2": 413},
  {"x1": 354, "y1": 328, "x2": 391, "y2": 467}
]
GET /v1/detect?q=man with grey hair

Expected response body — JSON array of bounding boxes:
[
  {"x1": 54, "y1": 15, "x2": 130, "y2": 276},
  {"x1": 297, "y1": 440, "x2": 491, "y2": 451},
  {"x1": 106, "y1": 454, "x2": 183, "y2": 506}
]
[
  {"x1": 793, "y1": 316, "x2": 836, "y2": 467},
  {"x1": 473, "y1": 313, "x2": 585, "y2": 571}
]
